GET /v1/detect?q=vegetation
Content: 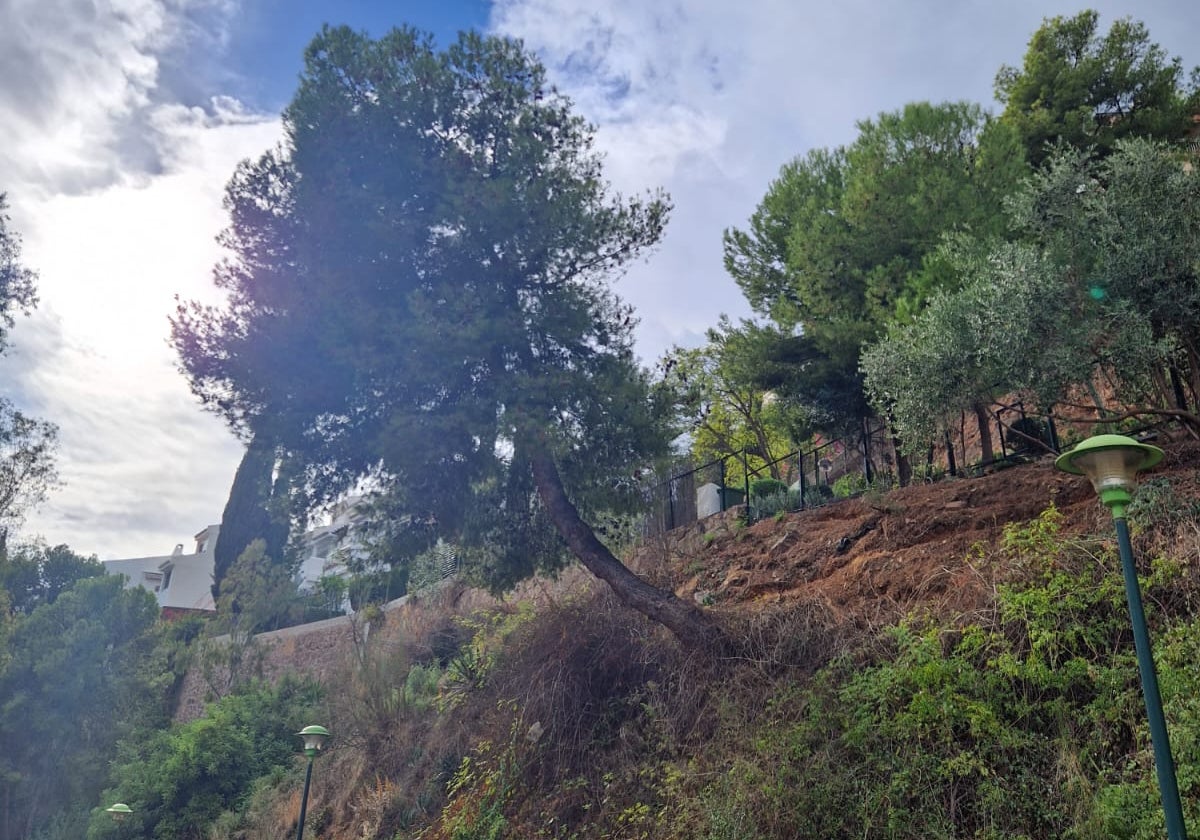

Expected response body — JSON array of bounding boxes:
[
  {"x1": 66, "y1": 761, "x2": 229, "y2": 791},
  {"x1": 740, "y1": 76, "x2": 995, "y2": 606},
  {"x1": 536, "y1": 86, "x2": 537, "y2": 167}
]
[
  {"x1": 863, "y1": 138, "x2": 1200, "y2": 455},
  {"x1": 0, "y1": 195, "x2": 57, "y2": 544},
  {"x1": 996, "y1": 11, "x2": 1198, "y2": 165},
  {"x1": 89, "y1": 677, "x2": 322, "y2": 840},
  {"x1": 723, "y1": 101, "x2": 1026, "y2": 451},
  {"x1": 5, "y1": 9, "x2": 1200, "y2": 840},
  {"x1": 0, "y1": 574, "x2": 164, "y2": 840},
  {"x1": 170, "y1": 25, "x2": 720, "y2": 648},
  {"x1": 657, "y1": 317, "x2": 797, "y2": 483},
  {"x1": 211, "y1": 433, "x2": 292, "y2": 600}
]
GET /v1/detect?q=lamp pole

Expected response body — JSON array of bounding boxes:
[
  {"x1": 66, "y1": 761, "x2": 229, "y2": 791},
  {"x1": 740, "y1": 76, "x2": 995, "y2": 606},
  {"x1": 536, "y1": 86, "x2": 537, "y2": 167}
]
[
  {"x1": 295, "y1": 725, "x2": 330, "y2": 840},
  {"x1": 1056, "y1": 434, "x2": 1187, "y2": 840}
]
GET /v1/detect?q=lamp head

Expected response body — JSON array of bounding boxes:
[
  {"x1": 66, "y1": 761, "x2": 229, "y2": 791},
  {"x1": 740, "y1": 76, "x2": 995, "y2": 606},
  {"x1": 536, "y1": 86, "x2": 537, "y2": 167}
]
[
  {"x1": 297, "y1": 724, "x2": 330, "y2": 757},
  {"x1": 1054, "y1": 434, "x2": 1163, "y2": 518},
  {"x1": 106, "y1": 803, "x2": 133, "y2": 823}
]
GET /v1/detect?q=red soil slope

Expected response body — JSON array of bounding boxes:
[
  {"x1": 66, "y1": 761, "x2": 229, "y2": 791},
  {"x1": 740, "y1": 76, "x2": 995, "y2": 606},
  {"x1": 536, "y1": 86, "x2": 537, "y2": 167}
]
[{"x1": 654, "y1": 437, "x2": 1200, "y2": 629}]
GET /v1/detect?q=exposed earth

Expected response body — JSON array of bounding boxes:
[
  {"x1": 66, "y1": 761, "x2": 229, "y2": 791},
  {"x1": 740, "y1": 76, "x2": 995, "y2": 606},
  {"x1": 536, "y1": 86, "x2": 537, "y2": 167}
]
[{"x1": 650, "y1": 436, "x2": 1200, "y2": 630}]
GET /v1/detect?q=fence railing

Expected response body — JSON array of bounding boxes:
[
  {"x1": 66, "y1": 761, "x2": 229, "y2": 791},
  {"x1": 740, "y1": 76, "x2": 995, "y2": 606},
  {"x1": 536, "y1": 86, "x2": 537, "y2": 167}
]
[
  {"x1": 640, "y1": 453, "x2": 737, "y2": 536},
  {"x1": 743, "y1": 420, "x2": 894, "y2": 522},
  {"x1": 641, "y1": 420, "x2": 897, "y2": 535}
]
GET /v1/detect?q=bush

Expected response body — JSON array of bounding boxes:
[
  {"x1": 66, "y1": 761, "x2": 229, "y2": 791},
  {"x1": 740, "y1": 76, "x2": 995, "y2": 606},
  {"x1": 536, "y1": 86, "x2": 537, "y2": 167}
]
[
  {"x1": 89, "y1": 677, "x2": 323, "y2": 840},
  {"x1": 751, "y1": 489, "x2": 800, "y2": 520},
  {"x1": 749, "y1": 478, "x2": 788, "y2": 499},
  {"x1": 831, "y1": 472, "x2": 868, "y2": 498}
]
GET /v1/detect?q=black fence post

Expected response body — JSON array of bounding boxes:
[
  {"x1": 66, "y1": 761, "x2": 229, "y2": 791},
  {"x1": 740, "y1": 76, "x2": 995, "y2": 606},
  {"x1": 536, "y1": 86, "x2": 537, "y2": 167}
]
[
  {"x1": 742, "y1": 451, "x2": 751, "y2": 523},
  {"x1": 861, "y1": 418, "x2": 874, "y2": 485},
  {"x1": 798, "y1": 452, "x2": 807, "y2": 510},
  {"x1": 719, "y1": 458, "x2": 727, "y2": 512}
]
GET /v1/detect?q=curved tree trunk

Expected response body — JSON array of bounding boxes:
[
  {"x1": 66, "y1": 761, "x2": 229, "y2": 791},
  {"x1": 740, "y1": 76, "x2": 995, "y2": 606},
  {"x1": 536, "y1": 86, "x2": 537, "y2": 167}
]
[{"x1": 529, "y1": 449, "x2": 726, "y2": 652}]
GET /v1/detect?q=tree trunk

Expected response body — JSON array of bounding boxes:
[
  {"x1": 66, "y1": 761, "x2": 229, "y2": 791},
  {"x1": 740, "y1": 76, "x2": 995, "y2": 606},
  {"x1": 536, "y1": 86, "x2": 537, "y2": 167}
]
[
  {"x1": 973, "y1": 402, "x2": 994, "y2": 466},
  {"x1": 1168, "y1": 363, "x2": 1190, "y2": 413},
  {"x1": 529, "y1": 449, "x2": 726, "y2": 652},
  {"x1": 752, "y1": 424, "x2": 780, "y2": 480},
  {"x1": 943, "y1": 429, "x2": 957, "y2": 477}
]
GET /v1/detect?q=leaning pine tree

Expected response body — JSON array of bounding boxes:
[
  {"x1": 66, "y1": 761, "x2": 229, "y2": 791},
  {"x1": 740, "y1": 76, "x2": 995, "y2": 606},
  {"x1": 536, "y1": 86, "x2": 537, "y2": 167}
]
[{"x1": 172, "y1": 26, "x2": 722, "y2": 649}]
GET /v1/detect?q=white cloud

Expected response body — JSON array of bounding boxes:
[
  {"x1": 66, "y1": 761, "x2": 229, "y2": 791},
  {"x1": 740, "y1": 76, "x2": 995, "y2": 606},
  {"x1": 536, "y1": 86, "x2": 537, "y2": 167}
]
[
  {"x1": 0, "y1": 0, "x2": 1196, "y2": 560},
  {"x1": 2, "y1": 110, "x2": 282, "y2": 558},
  {"x1": 0, "y1": 0, "x2": 244, "y2": 198},
  {"x1": 0, "y1": 0, "x2": 281, "y2": 558}
]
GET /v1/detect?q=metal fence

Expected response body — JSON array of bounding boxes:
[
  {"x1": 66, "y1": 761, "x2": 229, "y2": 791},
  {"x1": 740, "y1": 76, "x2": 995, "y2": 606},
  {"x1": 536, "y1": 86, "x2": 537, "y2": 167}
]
[
  {"x1": 640, "y1": 454, "x2": 732, "y2": 536},
  {"x1": 642, "y1": 420, "x2": 897, "y2": 535}
]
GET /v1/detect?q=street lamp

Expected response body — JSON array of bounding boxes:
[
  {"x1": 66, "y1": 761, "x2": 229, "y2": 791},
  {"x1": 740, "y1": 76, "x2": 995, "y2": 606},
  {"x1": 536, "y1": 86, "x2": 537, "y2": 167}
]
[
  {"x1": 106, "y1": 803, "x2": 133, "y2": 838},
  {"x1": 1056, "y1": 434, "x2": 1188, "y2": 840},
  {"x1": 106, "y1": 803, "x2": 133, "y2": 824},
  {"x1": 295, "y1": 725, "x2": 330, "y2": 840}
]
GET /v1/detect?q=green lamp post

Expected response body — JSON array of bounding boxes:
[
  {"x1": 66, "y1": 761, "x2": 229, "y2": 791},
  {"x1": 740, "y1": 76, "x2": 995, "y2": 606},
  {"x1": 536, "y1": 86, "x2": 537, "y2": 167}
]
[
  {"x1": 1056, "y1": 434, "x2": 1187, "y2": 840},
  {"x1": 295, "y1": 725, "x2": 329, "y2": 840}
]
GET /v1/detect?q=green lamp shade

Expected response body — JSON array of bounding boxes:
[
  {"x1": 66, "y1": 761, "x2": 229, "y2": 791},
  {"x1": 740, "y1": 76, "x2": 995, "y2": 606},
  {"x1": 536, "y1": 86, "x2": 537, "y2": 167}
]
[
  {"x1": 297, "y1": 724, "x2": 330, "y2": 753},
  {"x1": 106, "y1": 803, "x2": 133, "y2": 822},
  {"x1": 1054, "y1": 434, "x2": 1163, "y2": 496}
]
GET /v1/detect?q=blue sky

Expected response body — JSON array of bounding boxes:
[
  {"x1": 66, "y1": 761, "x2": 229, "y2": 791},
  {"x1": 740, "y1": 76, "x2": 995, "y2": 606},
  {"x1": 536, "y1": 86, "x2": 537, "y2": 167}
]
[
  {"x1": 219, "y1": 0, "x2": 491, "y2": 111},
  {"x1": 0, "y1": 0, "x2": 1197, "y2": 559}
]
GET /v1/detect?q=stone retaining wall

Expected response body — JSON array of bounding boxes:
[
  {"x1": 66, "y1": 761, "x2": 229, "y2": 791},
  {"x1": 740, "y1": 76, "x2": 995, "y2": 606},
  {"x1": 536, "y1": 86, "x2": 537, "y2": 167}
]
[{"x1": 173, "y1": 581, "x2": 501, "y2": 722}]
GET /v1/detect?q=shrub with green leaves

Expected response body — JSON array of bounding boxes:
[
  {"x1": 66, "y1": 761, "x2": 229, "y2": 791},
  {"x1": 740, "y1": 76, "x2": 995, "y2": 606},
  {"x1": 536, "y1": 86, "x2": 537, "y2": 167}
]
[
  {"x1": 677, "y1": 505, "x2": 1200, "y2": 839},
  {"x1": 749, "y1": 478, "x2": 788, "y2": 499},
  {"x1": 831, "y1": 472, "x2": 868, "y2": 498},
  {"x1": 88, "y1": 676, "x2": 322, "y2": 840}
]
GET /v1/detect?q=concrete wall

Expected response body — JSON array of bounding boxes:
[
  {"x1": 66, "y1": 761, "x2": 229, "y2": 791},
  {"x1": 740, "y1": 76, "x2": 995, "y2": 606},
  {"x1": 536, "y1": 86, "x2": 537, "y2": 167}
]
[{"x1": 173, "y1": 581, "x2": 503, "y2": 722}]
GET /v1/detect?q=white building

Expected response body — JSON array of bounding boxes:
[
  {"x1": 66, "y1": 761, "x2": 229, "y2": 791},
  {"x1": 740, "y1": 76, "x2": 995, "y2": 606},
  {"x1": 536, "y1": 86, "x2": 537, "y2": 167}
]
[
  {"x1": 104, "y1": 525, "x2": 220, "y2": 615},
  {"x1": 294, "y1": 496, "x2": 372, "y2": 591},
  {"x1": 104, "y1": 498, "x2": 372, "y2": 615}
]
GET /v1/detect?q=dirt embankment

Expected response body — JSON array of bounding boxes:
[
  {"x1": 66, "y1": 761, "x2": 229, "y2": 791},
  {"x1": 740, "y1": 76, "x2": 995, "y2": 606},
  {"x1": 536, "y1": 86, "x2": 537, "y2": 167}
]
[{"x1": 647, "y1": 437, "x2": 1200, "y2": 631}]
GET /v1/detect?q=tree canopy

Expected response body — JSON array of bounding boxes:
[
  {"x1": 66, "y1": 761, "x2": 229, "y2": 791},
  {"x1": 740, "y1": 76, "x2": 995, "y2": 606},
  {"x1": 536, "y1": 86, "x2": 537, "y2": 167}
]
[
  {"x1": 0, "y1": 575, "x2": 161, "y2": 840},
  {"x1": 862, "y1": 138, "x2": 1200, "y2": 453},
  {"x1": 211, "y1": 433, "x2": 291, "y2": 600},
  {"x1": 658, "y1": 317, "x2": 796, "y2": 483},
  {"x1": 723, "y1": 101, "x2": 1026, "y2": 433},
  {"x1": 0, "y1": 541, "x2": 102, "y2": 615},
  {"x1": 0, "y1": 196, "x2": 37, "y2": 357},
  {"x1": 0, "y1": 195, "x2": 57, "y2": 540},
  {"x1": 996, "y1": 11, "x2": 1197, "y2": 166},
  {"x1": 173, "y1": 26, "x2": 718, "y2": 647}
]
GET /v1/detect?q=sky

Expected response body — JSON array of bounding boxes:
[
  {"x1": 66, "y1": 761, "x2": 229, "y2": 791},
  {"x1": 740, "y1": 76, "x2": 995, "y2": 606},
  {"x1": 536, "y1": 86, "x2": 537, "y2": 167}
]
[{"x1": 0, "y1": 0, "x2": 1196, "y2": 560}]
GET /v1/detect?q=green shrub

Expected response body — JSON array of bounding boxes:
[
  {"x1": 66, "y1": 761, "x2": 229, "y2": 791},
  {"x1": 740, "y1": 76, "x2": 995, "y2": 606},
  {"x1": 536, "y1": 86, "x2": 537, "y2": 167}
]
[
  {"x1": 831, "y1": 472, "x2": 868, "y2": 498},
  {"x1": 803, "y1": 484, "x2": 834, "y2": 508},
  {"x1": 751, "y1": 489, "x2": 800, "y2": 520},
  {"x1": 750, "y1": 478, "x2": 788, "y2": 499},
  {"x1": 89, "y1": 676, "x2": 323, "y2": 840}
]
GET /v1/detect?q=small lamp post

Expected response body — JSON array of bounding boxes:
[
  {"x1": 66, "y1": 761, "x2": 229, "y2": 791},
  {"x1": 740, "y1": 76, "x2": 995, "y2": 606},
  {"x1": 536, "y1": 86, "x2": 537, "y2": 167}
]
[
  {"x1": 1056, "y1": 434, "x2": 1188, "y2": 840},
  {"x1": 106, "y1": 803, "x2": 133, "y2": 823},
  {"x1": 106, "y1": 803, "x2": 133, "y2": 838},
  {"x1": 295, "y1": 725, "x2": 329, "y2": 840}
]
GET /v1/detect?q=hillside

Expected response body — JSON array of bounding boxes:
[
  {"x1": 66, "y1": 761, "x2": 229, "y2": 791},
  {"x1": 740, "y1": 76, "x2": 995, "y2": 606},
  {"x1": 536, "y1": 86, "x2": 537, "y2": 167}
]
[
  {"x1": 655, "y1": 442, "x2": 1178, "y2": 623},
  {"x1": 155, "y1": 436, "x2": 1200, "y2": 840}
]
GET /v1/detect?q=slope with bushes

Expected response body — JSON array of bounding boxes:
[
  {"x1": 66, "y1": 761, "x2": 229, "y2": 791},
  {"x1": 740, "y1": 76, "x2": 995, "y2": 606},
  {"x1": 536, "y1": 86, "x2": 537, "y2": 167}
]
[{"x1": 136, "y1": 437, "x2": 1200, "y2": 840}]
